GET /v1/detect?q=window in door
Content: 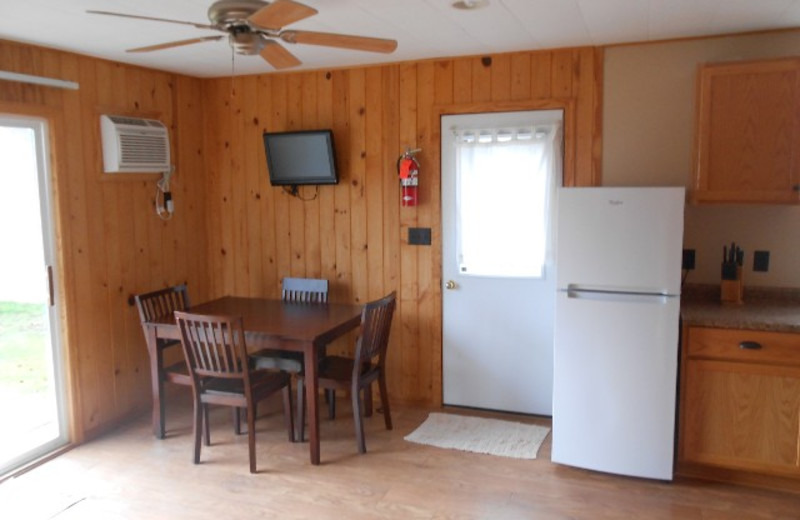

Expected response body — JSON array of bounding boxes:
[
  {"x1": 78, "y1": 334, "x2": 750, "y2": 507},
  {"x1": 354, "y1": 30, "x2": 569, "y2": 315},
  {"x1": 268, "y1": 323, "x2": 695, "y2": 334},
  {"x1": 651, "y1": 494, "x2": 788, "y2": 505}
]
[{"x1": 453, "y1": 121, "x2": 562, "y2": 278}]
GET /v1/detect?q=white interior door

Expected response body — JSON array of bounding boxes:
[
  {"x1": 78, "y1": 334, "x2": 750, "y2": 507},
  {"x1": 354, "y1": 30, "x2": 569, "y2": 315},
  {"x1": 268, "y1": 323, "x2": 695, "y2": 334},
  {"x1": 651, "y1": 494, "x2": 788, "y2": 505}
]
[
  {"x1": 441, "y1": 110, "x2": 562, "y2": 415},
  {"x1": 0, "y1": 115, "x2": 68, "y2": 475}
]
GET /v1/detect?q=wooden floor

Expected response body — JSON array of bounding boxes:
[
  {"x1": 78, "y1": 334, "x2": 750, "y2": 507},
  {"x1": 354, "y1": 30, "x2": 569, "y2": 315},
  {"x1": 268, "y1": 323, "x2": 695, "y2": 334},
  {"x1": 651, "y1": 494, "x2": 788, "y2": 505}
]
[{"x1": 2, "y1": 388, "x2": 798, "y2": 519}]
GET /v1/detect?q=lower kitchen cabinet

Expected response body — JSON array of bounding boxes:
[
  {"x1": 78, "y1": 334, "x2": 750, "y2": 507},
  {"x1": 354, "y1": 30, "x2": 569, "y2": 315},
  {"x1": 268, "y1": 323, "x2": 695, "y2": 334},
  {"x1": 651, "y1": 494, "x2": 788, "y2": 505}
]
[{"x1": 678, "y1": 326, "x2": 800, "y2": 483}]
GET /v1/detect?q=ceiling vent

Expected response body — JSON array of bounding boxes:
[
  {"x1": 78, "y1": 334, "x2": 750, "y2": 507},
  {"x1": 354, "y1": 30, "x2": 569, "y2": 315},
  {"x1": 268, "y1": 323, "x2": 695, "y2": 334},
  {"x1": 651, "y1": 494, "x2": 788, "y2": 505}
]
[{"x1": 100, "y1": 114, "x2": 170, "y2": 173}]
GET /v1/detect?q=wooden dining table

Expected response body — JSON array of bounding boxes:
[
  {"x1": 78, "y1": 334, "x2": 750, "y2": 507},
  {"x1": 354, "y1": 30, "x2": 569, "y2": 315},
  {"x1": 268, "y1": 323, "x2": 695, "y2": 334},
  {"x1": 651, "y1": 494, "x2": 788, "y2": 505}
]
[{"x1": 143, "y1": 296, "x2": 363, "y2": 465}]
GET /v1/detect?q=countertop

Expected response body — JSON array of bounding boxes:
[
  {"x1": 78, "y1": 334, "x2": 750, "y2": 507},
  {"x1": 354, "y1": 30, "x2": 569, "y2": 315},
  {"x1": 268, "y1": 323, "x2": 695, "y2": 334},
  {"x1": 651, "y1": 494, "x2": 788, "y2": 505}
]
[{"x1": 681, "y1": 284, "x2": 800, "y2": 333}]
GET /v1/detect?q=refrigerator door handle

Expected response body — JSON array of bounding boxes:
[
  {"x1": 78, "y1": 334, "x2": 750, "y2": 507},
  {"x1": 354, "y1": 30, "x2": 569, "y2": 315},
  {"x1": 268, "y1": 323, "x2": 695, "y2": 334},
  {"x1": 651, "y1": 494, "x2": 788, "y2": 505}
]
[
  {"x1": 566, "y1": 283, "x2": 674, "y2": 297},
  {"x1": 565, "y1": 287, "x2": 673, "y2": 304}
]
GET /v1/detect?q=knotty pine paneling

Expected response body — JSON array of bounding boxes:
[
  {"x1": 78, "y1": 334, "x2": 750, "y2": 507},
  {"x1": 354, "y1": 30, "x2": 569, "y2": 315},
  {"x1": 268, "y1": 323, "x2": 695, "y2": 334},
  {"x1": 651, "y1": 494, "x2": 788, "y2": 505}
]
[
  {"x1": 0, "y1": 39, "x2": 208, "y2": 441},
  {"x1": 203, "y1": 47, "x2": 602, "y2": 406},
  {"x1": 0, "y1": 40, "x2": 601, "y2": 440}
]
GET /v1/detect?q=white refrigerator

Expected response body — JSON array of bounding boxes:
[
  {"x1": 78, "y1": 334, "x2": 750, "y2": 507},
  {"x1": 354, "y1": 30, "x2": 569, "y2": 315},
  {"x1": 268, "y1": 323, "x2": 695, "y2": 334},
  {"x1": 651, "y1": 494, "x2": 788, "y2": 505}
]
[{"x1": 552, "y1": 187, "x2": 685, "y2": 481}]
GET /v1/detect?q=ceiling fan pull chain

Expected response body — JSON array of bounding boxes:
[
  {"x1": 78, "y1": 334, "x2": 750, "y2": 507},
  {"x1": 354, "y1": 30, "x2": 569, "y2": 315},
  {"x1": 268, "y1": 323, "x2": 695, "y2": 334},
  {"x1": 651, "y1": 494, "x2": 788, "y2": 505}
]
[{"x1": 230, "y1": 44, "x2": 236, "y2": 99}]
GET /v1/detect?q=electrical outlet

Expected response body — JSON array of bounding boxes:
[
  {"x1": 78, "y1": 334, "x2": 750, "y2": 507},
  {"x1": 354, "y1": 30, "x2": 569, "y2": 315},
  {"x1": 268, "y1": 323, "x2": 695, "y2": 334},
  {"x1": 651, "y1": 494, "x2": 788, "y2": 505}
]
[
  {"x1": 682, "y1": 249, "x2": 696, "y2": 270},
  {"x1": 753, "y1": 250, "x2": 770, "y2": 272}
]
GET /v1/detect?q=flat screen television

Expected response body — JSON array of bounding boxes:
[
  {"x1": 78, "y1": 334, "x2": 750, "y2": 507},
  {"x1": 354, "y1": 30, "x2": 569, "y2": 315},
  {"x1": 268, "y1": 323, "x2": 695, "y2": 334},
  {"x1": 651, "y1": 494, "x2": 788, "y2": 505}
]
[{"x1": 263, "y1": 130, "x2": 338, "y2": 186}]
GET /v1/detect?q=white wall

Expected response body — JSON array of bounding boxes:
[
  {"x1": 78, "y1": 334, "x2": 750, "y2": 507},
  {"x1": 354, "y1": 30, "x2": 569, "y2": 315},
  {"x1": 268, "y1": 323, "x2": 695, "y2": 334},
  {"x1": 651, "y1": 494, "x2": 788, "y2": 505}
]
[{"x1": 603, "y1": 31, "x2": 800, "y2": 288}]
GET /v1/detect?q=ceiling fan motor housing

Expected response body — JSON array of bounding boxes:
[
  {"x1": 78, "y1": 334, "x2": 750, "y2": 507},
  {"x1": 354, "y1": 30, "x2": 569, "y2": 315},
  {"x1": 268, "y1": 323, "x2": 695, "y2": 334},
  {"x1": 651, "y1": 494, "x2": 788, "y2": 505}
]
[
  {"x1": 207, "y1": 0, "x2": 268, "y2": 27},
  {"x1": 209, "y1": 0, "x2": 271, "y2": 55}
]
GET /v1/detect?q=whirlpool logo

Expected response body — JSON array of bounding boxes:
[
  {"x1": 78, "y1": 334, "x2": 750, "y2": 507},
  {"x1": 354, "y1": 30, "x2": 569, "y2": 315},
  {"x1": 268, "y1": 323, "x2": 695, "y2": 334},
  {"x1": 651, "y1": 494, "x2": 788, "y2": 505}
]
[{"x1": 608, "y1": 199, "x2": 624, "y2": 206}]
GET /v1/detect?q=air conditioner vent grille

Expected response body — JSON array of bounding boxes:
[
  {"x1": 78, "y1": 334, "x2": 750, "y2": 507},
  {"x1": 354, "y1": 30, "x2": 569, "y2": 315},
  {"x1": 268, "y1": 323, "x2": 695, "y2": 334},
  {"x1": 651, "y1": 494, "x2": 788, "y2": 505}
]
[
  {"x1": 119, "y1": 134, "x2": 169, "y2": 165},
  {"x1": 108, "y1": 115, "x2": 148, "y2": 127},
  {"x1": 100, "y1": 114, "x2": 170, "y2": 173}
]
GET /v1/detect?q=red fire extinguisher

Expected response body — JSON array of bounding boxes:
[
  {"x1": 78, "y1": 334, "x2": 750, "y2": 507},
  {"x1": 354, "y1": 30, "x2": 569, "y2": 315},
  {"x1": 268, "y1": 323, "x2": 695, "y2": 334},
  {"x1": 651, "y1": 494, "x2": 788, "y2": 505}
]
[{"x1": 397, "y1": 148, "x2": 421, "y2": 207}]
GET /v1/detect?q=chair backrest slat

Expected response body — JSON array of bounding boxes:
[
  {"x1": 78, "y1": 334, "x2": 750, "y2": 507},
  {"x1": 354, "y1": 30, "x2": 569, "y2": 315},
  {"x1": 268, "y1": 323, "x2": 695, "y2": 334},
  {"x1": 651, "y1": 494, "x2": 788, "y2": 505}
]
[
  {"x1": 281, "y1": 277, "x2": 328, "y2": 303},
  {"x1": 354, "y1": 292, "x2": 397, "y2": 366},
  {"x1": 134, "y1": 284, "x2": 190, "y2": 324},
  {"x1": 175, "y1": 311, "x2": 249, "y2": 384}
]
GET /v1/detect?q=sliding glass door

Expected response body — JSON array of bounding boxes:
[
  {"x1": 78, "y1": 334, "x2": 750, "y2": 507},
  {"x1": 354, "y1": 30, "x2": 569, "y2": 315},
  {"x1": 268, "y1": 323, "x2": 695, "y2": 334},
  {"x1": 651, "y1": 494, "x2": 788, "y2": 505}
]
[{"x1": 0, "y1": 115, "x2": 67, "y2": 475}]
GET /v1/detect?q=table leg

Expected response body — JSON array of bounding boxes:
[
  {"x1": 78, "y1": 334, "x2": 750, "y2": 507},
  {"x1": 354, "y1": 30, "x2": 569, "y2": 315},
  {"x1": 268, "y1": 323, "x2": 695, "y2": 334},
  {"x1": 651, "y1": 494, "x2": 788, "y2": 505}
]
[
  {"x1": 146, "y1": 327, "x2": 166, "y2": 439},
  {"x1": 304, "y1": 342, "x2": 320, "y2": 465}
]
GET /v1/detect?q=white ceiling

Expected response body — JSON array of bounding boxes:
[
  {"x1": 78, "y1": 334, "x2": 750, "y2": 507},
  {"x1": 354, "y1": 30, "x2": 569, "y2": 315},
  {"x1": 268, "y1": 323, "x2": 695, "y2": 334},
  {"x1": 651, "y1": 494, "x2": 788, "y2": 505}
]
[{"x1": 2, "y1": 0, "x2": 800, "y2": 78}]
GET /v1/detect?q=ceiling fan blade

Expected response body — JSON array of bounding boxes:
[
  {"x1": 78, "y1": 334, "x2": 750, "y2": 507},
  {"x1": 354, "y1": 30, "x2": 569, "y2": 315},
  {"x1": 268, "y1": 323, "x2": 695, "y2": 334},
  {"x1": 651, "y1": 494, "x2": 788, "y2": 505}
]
[
  {"x1": 280, "y1": 30, "x2": 397, "y2": 54},
  {"x1": 127, "y1": 36, "x2": 224, "y2": 53},
  {"x1": 248, "y1": 0, "x2": 318, "y2": 30},
  {"x1": 86, "y1": 10, "x2": 218, "y2": 31},
  {"x1": 260, "y1": 40, "x2": 302, "y2": 69}
]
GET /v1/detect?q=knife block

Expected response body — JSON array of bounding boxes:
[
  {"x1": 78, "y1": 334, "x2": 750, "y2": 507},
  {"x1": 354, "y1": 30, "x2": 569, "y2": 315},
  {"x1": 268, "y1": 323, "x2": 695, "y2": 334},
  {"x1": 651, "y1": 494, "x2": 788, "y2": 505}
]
[{"x1": 720, "y1": 266, "x2": 743, "y2": 304}]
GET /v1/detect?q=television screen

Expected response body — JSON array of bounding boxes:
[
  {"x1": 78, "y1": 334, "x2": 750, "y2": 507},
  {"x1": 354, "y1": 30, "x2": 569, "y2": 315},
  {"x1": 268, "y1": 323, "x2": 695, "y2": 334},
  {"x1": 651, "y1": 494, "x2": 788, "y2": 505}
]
[{"x1": 263, "y1": 130, "x2": 338, "y2": 186}]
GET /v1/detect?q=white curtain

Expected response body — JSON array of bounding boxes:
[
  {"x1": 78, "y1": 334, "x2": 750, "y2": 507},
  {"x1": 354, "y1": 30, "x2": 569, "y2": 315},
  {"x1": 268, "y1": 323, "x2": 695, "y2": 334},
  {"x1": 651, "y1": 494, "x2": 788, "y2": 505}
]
[{"x1": 454, "y1": 125, "x2": 561, "y2": 278}]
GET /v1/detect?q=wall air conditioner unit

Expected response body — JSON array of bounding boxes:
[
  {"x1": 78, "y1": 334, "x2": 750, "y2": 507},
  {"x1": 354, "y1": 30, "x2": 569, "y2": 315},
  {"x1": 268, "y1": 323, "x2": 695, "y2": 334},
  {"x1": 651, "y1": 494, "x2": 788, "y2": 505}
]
[{"x1": 100, "y1": 114, "x2": 170, "y2": 173}]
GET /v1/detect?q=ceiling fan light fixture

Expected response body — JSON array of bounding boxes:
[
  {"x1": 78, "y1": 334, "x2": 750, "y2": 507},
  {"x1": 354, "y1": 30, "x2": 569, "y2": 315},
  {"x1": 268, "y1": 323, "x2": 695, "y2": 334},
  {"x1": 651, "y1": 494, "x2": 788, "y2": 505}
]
[
  {"x1": 229, "y1": 30, "x2": 264, "y2": 55},
  {"x1": 452, "y1": 0, "x2": 489, "y2": 10}
]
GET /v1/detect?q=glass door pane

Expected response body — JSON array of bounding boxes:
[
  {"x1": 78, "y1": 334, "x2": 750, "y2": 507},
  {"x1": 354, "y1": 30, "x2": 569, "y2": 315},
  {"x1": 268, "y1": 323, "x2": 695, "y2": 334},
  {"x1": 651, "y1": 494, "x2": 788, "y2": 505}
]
[
  {"x1": 0, "y1": 117, "x2": 67, "y2": 475},
  {"x1": 455, "y1": 128, "x2": 556, "y2": 278}
]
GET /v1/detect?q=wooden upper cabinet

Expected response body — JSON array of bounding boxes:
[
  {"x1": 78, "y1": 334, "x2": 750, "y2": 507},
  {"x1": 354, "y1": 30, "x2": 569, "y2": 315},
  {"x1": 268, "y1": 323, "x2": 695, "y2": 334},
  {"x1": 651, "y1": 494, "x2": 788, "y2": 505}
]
[{"x1": 692, "y1": 57, "x2": 800, "y2": 204}]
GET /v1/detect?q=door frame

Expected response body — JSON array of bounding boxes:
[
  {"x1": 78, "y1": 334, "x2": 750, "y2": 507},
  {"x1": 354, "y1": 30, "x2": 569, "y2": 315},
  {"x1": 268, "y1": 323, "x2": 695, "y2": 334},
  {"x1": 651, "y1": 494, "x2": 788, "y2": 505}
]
[
  {"x1": 0, "y1": 103, "x2": 74, "y2": 474},
  {"x1": 428, "y1": 100, "x2": 576, "y2": 406}
]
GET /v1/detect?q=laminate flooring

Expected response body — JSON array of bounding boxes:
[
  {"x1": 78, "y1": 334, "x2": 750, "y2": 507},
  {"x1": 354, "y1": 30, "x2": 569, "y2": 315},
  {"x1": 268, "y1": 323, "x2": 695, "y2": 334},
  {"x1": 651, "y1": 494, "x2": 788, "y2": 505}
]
[{"x1": 1, "y1": 388, "x2": 798, "y2": 519}]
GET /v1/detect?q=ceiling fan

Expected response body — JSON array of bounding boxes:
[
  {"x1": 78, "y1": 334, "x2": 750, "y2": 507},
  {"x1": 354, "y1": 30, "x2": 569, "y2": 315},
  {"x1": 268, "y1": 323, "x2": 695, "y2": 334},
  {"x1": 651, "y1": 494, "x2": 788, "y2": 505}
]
[{"x1": 87, "y1": 0, "x2": 398, "y2": 70}]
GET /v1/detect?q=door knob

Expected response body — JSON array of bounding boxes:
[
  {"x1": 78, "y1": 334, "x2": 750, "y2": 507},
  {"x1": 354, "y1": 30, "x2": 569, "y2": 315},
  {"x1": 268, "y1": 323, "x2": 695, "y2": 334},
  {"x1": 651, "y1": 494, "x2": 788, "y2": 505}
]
[{"x1": 445, "y1": 280, "x2": 457, "y2": 290}]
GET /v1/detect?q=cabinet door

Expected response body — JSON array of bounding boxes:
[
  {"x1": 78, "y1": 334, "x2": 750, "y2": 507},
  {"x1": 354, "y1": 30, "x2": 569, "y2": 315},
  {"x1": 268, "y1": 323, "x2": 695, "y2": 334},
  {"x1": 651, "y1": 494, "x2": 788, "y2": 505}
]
[
  {"x1": 682, "y1": 358, "x2": 800, "y2": 475},
  {"x1": 693, "y1": 58, "x2": 800, "y2": 204}
]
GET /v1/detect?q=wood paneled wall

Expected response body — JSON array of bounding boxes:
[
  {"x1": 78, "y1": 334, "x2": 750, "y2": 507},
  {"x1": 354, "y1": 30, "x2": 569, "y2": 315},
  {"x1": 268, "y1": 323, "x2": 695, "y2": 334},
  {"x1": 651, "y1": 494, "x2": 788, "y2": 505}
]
[
  {"x1": 0, "y1": 39, "x2": 208, "y2": 440},
  {"x1": 0, "y1": 40, "x2": 600, "y2": 441},
  {"x1": 203, "y1": 47, "x2": 602, "y2": 406}
]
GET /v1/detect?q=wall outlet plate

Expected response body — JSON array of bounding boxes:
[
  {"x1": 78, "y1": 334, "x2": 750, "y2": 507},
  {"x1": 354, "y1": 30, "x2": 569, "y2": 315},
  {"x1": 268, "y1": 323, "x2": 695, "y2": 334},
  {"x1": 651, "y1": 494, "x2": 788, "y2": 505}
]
[
  {"x1": 753, "y1": 250, "x2": 770, "y2": 272},
  {"x1": 408, "y1": 227, "x2": 432, "y2": 246},
  {"x1": 682, "y1": 249, "x2": 696, "y2": 270}
]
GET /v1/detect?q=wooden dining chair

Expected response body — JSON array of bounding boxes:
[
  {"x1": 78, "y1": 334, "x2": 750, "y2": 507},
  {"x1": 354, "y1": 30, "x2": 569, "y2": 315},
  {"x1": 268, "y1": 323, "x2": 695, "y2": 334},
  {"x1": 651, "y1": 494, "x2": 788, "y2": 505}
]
[
  {"x1": 175, "y1": 311, "x2": 294, "y2": 474},
  {"x1": 134, "y1": 284, "x2": 192, "y2": 439},
  {"x1": 296, "y1": 291, "x2": 396, "y2": 453},
  {"x1": 282, "y1": 277, "x2": 329, "y2": 303},
  {"x1": 251, "y1": 277, "x2": 329, "y2": 439}
]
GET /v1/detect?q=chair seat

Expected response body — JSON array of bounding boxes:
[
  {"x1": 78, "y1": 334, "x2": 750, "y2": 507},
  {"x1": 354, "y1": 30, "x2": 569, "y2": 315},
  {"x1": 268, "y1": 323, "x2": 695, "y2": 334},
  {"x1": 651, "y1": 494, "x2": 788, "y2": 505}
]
[
  {"x1": 203, "y1": 370, "x2": 289, "y2": 395},
  {"x1": 317, "y1": 355, "x2": 375, "y2": 382},
  {"x1": 164, "y1": 360, "x2": 191, "y2": 385},
  {"x1": 251, "y1": 349, "x2": 303, "y2": 373},
  {"x1": 203, "y1": 369, "x2": 290, "y2": 398}
]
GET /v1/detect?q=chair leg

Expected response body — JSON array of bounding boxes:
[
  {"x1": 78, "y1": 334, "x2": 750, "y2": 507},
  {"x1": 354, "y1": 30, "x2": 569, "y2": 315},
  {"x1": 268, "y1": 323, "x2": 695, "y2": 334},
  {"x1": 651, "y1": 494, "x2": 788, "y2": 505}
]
[
  {"x1": 247, "y1": 404, "x2": 257, "y2": 474},
  {"x1": 327, "y1": 389, "x2": 336, "y2": 420},
  {"x1": 364, "y1": 384, "x2": 373, "y2": 417},
  {"x1": 193, "y1": 400, "x2": 203, "y2": 464},
  {"x1": 352, "y1": 382, "x2": 366, "y2": 454},
  {"x1": 378, "y1": 373, "x2": 392, "y2": 430},
  {"x1": 203, "y1": 404, "x2": 211, "y2": 446},
  {"x1": 234, "y1": 407, "x2": 242, "y2": 435},
  {"x1": 282, "y1": 384, "x2": 294, "y2": 443},
  {"x1": 296, "y1": 379, "x2": 306, "y2": 442}
]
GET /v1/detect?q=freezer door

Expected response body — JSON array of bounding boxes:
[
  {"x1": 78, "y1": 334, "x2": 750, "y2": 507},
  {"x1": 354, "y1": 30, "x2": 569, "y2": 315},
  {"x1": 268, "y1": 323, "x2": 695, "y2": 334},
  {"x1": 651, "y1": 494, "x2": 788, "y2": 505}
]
[
  {"x1": 556, "y1": 187, "x2": 684, "y2": 295},
  {"x1": 552, "y1": 290, "x2": 680, "y2": 480}
]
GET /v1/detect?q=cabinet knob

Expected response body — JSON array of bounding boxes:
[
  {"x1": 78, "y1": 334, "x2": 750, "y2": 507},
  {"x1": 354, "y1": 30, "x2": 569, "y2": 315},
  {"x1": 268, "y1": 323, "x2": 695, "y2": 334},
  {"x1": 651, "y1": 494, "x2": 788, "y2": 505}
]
[
  {"x1": 739, "y1": 341, "x2": 762, "y2": 350},
  {"x1": 792, "y1": 185, "x2": 800, "y2": 192}
]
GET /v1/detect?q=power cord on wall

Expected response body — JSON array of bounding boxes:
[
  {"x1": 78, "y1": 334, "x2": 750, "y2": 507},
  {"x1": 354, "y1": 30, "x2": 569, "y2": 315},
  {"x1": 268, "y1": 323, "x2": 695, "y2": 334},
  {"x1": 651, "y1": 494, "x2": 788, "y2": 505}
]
[
  {"x1": 155, "y1": 166, "x2": 175, "y2": 220},
  {"x1": 283, "y1": 184, "x2": 318, "y2": 201}
]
